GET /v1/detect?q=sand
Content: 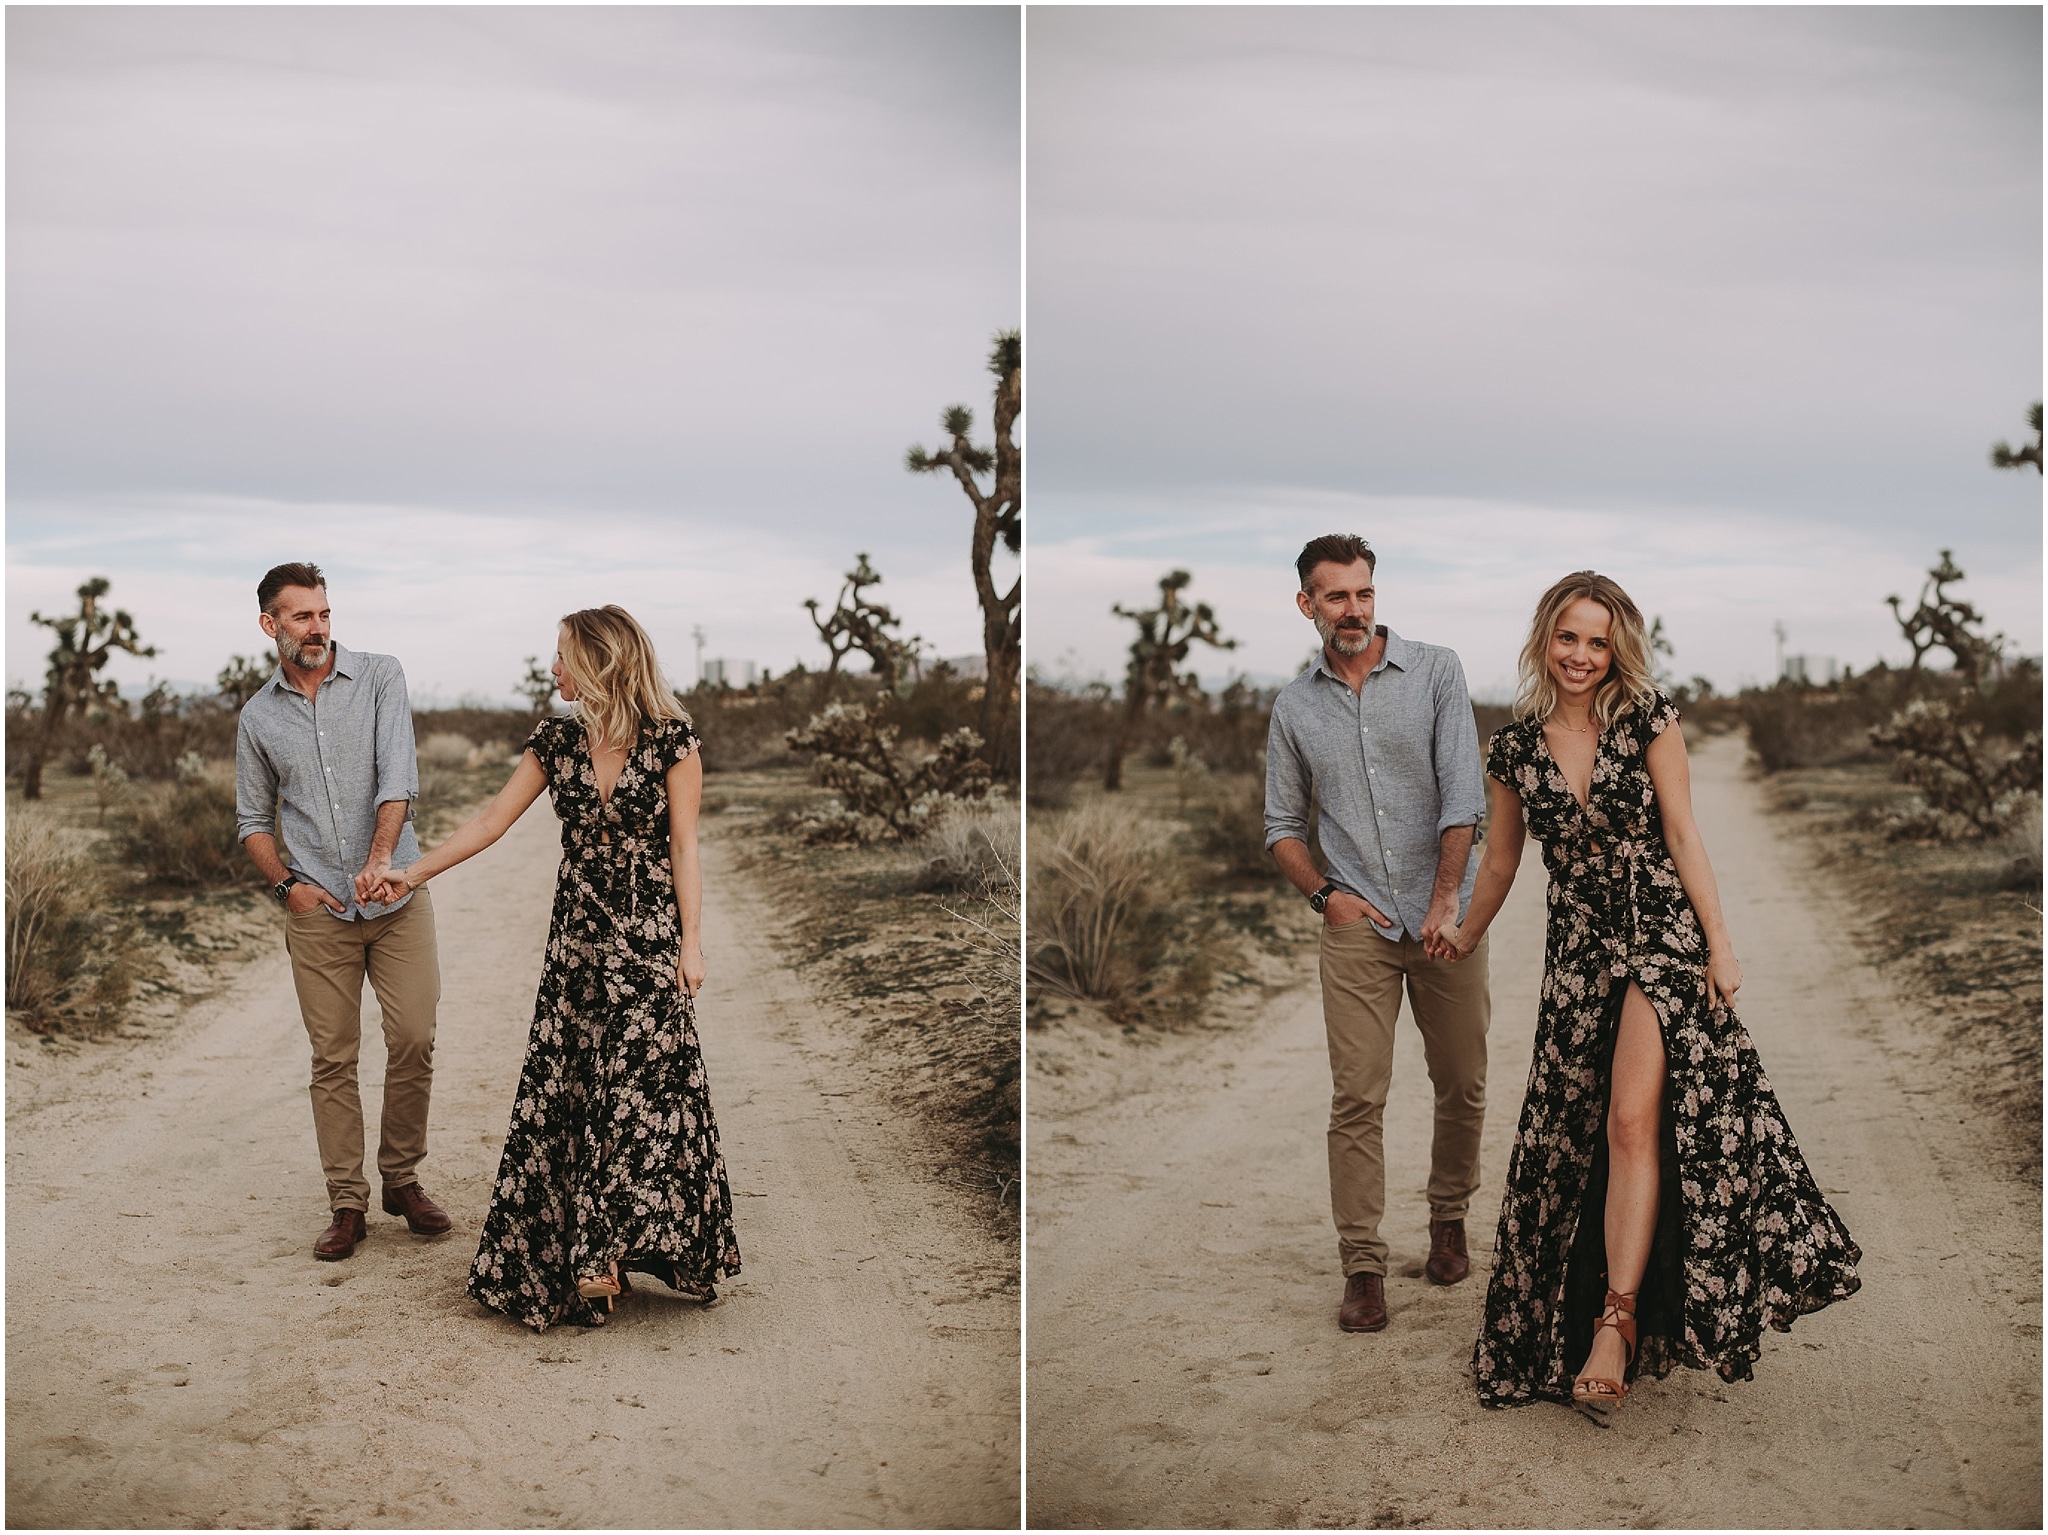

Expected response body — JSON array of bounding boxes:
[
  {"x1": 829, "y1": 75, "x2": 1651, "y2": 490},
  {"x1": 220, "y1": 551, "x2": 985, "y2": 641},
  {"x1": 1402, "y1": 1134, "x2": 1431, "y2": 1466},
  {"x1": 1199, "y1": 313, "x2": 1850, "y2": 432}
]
[
  {"x1": 1026, "y1": 731, "x2": 2041, "y2": 1528},
  {"x1": 6, "y1": 803, "x2": 1019, "y2": 1528}
]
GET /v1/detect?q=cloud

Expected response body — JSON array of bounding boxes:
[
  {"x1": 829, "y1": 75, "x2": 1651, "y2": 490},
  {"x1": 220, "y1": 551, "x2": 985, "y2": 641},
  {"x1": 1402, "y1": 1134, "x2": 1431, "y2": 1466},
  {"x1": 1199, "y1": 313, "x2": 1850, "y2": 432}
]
[
  {"x1": 1025, "y1": 8, "x2": 2040, "y2": 577},
  {"x1": 7, "y1": 8, "x2": 1018, "y2": 703}
]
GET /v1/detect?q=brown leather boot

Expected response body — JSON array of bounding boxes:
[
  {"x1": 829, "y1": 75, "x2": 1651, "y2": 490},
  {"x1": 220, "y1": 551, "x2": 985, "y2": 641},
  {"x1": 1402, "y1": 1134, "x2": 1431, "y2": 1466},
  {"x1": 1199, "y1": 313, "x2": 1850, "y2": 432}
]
[
  {"x1": 381, "y1": 1182, "x2": 452, "y2": 1235},
  {"x1": 1426, "y1": 1218, "x2": 1470, "y2": 1286},
  {"x1": 1339, "y1": 1271, "x2": 1388, "y2": 1332},
  {"x1": 315, "y1": 1208, "x2": 367, "y2": 1261}
]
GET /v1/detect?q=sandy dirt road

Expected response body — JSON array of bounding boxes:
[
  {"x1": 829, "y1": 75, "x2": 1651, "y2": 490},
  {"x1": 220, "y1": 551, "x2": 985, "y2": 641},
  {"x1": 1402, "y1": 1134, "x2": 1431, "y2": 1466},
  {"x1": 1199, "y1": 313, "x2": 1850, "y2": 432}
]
[
  {"x1": 1027, "y1": 732, "x2": 2040, "y2": 1529},
  {"x1": 7, "y1": 805, "x2": 1018, "y2": 1529}
]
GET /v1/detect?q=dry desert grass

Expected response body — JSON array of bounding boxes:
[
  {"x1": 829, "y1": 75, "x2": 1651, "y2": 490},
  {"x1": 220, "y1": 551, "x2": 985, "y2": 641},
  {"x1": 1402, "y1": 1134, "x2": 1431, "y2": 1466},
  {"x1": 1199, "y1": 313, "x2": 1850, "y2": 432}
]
[
  {"x1": 1763, "y1": 759, "x2": 2042, "y2": 1170},
  {"x1": 709, "y1": 763, "x2": 1023, "y2": 1224}
]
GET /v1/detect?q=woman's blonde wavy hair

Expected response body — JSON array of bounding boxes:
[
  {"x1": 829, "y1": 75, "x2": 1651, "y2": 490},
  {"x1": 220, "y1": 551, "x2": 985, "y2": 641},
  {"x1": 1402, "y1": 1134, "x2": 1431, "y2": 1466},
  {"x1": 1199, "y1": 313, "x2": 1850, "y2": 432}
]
[
  {"x1": 556, "y1": 605, "x2": 691, "y2": 751},
  {"x1": 1513, "y1": 571, "x2": 1659, "y2": 729}
]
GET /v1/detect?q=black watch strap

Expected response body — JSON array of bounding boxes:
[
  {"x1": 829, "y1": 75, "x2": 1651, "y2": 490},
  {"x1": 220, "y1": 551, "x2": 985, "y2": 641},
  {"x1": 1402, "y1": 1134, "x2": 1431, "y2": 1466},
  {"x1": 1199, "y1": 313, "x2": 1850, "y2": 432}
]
[
  {"x1": 1309, "y1": 882, "x2": 1339, "y2": 913},
  {"x1": 273, "y1": 875, "x2": 300, "y2": 905}
]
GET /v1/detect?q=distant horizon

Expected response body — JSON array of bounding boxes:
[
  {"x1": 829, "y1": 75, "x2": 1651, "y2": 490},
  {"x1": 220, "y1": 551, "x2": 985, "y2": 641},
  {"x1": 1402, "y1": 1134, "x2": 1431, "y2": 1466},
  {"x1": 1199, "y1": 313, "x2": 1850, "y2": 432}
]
[
  {"x1": 8, "y1": 8, "x2": 1020, "y2": 704},
  {"x1": 1027, "y1": 9, "x2": 2040, "y2": 696}
]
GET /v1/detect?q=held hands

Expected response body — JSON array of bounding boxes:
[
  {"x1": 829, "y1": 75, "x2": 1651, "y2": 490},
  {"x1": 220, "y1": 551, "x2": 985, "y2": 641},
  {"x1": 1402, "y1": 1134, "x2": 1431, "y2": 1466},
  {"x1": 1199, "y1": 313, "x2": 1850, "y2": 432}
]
[
  {"x1": 1420, "y1": 895, "x2": 1476, "y2": 963},
  {"x1": 1423, "y1": 923, "x2": 1478, "y2": 963},
  {"x1": 356, "y1": 862, "x2": 421, "y2": 906}
]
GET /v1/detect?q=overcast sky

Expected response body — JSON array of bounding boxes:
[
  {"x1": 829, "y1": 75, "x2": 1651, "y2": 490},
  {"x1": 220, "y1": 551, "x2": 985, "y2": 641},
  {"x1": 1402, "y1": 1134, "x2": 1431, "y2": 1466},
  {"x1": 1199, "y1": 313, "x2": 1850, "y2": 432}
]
[
  {"x1": 1027, "y1": 7, "x2": 2041, "y2": 699},
  {"x1": 8, "y1": 6, "x2": 1019, "y2": 704}
]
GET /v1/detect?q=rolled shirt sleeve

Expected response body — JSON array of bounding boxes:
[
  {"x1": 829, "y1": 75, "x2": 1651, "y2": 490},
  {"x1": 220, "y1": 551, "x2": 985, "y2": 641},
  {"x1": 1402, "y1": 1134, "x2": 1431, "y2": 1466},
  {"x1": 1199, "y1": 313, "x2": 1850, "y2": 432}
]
[
  {"x1": 1432, "y1": 649, "x2": 1487, "y2": 835},
  {"x1": 235, "y1": 710, "x2": 280, "y2": 845},
  {"x1": 372, "y1": 657, "x2": 420, "y2": 817},
  {"x1": 1263, "y1": 705, "x2": 1313, "y2": 852}
]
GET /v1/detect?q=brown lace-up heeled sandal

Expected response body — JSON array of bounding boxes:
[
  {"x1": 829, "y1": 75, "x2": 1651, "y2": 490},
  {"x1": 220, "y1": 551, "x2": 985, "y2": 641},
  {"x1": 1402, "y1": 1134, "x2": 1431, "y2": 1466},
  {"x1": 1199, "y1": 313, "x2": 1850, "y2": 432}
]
[
  {"x1": 1572, "y1": 1288, "x2": 1638, "y2": 1418},
  {"x1": 576, "y1": 1263, "x2": 629, "y2": 1314}
]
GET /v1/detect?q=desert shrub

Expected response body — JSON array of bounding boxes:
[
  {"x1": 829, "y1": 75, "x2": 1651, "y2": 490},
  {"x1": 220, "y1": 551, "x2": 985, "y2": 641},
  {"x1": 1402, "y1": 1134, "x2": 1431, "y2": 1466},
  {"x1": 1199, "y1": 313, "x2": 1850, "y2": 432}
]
[
  {"x1": 943, "y1": 858, "x2": 1022, "y2": 1161},
  {"x1": 892, "y1": 666, "x2": 988, "y2": 752},
  {"x1": 116, "y1": 770, "x2": 258, "y2": 888},
  {"x1": 417, "y1": 732, "x2": 479, "y2": 769},
  {"x1": 13, "y1": 686, "x2": 241, "y2": 786},
  {"x1": 1966, "y1": 660, "x2": 2045, "y2": 740},
  {"x1": 1027, "y1": 803, "x2": 1164, "y2": 1001},
  {"x1": 1025, "y1": 681, "x2": 1116, "y2": 797},
  {"x1": 1027, "y1": 802, "x2": 1215, "y2": 1022},
  {"x1": 1870, "y1": 698, "x2": 2042, "y2": 840},
  {"x1": 1740, "y1": 667, "x2": 1935, "y2": 773},
  {"x1": 784, "y1": 702, "x2": 991, "y2": 843},
  {"x1": 413, "y1": 707, "x2": 535, "y2": 755},
  {"x1": 1191, "y1": 771, "x2": 1285, "y2": 882},
  {"x1": 5, "y1": 815, "x2": 104, "y2": 1021},
  {"x1": 1743, "y1": 688, "x2": 1877, "y2": 773},
  {"x1": 914, "y1": 801, "x2": 1021, "y2": 892},
  {"x1": 681, "y1": 672, "x2": 878, "y2": 772}
]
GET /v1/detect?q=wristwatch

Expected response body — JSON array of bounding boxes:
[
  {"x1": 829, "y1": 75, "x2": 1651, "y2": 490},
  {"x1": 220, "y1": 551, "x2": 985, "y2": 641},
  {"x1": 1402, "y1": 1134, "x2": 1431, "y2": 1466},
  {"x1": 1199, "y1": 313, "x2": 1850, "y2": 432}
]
[
  {"x1": 1308, "y1": 882, "x2": 1340, "y2": 914},
  {"x1": 272, "y1": 875, "x2": 300, "y2": 906}
]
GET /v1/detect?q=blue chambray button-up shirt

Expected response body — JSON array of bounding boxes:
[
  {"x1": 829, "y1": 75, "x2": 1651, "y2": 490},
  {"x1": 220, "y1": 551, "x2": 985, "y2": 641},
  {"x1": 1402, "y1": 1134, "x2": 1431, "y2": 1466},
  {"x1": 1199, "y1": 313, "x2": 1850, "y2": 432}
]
[
  {"x1": 234, "y1": 642, "x2": 422, "y2": 921},
  {"x1": 1263, "y1": 627, "x2": 1487, "y2": 942}
]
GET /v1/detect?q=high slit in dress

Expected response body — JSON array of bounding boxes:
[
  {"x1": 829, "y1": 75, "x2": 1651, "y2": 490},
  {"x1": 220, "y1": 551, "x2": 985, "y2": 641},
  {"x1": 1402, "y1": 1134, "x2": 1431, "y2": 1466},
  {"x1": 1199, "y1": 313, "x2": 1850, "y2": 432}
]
[
  {"x1": 467, "y1": 713, "x2": 742, "y2": 1332},
  {"x1": 1471, "y1": 691, "x2": 1860, "y2": 1408}
]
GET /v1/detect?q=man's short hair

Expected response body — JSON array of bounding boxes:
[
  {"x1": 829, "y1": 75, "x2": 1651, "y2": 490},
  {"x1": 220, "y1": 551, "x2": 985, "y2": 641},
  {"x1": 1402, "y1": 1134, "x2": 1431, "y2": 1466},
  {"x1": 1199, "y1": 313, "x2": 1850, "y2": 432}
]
[
  {"x1": 258, "y1": 562, "x2": 327, "y2": 615},
  {"x1": 1296, "y1": 535, "x2": 1376, "y2": 592}
]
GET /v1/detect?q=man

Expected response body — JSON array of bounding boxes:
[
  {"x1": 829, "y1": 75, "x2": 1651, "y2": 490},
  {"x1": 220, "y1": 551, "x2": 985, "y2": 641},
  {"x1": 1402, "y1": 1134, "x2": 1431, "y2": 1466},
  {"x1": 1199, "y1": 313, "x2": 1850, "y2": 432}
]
[
  {"x1": 235, "y1": 562, "x2": 451, "y2": 1260},
  {"x1": 1264, "y1": 534, "x2": 1490, "y2": 1333}
]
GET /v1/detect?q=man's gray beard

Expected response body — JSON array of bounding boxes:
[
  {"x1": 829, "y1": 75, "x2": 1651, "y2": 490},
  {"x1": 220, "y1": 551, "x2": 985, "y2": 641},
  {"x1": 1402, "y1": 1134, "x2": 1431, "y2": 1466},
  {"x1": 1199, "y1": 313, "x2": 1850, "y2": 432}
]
[
  {"x1": 1314, "y1": 613, "x2": 1373, "y2": 656},
  {"x1": 277, "y1": 632, "x2": 329, "y2": 669}
]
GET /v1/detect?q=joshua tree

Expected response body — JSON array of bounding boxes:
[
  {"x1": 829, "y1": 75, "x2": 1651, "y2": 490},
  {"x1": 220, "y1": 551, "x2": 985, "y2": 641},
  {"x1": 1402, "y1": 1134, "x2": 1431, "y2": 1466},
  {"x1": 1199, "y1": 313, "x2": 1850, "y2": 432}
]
[
  {"x1": 805, "y1": 552, "x2": 922, "y2": 693},
  {"x1": 1990, "y1": 402, "x2": 2043, "y2": 474},
  {"x1": 517, "y1": 656, "x2": 557, "y2": 716},
  {"x1": 1103, "y1": 570, "x2": 1236, "y2": 791},
  {"x1": 1647, "y1": 615, "x2": 1676, "y2": 687},
  {"x1": 217, "y1": 654, "x2": 274, "y2": 710},
  {"x1": 22, "y1": 577, "x2": 156, "y2": 800},
  {"x1": 1885, "y1": 549, "x2": 2004, "y2": 686},
  {"x1": 907, "y1": 329, "x2": 1021, "y2": 774}
]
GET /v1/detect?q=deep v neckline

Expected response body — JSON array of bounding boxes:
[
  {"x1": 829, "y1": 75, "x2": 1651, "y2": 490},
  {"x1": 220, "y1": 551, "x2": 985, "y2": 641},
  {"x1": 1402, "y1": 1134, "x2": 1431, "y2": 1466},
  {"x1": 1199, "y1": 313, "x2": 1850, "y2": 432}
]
[
  {"x1": 580, "y1": 723, "x2": 632, "y2": 809},
  {"x1": 1537, "y1": 719, "x2": 1599, "y2": 815}
]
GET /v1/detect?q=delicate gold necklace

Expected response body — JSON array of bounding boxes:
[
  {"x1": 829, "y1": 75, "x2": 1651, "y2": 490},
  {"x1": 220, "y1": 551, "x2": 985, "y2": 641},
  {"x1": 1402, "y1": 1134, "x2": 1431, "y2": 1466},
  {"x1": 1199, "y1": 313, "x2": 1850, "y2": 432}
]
[{"x1": 1551, "y1": 710, "x2": 1591, "y2": 735}]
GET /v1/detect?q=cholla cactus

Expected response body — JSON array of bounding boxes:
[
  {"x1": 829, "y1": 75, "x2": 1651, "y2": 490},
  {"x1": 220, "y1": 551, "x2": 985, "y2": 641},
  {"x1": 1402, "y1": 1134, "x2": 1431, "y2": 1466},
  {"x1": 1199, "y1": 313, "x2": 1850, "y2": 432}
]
[
  {"x1": 175, "y1": 751, "x2": 208, "y2": 782},
  {"x1": 785, "y1": 702, "x2": 990, "y2": 843},
  {"x1": 1870, "y1": 698, "x2": 2042, "y2": 840}
]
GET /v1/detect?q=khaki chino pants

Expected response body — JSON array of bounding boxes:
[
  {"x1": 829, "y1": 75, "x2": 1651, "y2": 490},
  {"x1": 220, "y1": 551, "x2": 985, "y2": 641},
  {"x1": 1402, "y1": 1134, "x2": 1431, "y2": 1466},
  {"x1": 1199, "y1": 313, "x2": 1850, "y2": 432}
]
[
  {"x1": 283, "y1": 891, "x2": 440, "y2": 1213},
  {"x1": 1318, "y1": 917, "x2": 1490, "y2": 1277}
]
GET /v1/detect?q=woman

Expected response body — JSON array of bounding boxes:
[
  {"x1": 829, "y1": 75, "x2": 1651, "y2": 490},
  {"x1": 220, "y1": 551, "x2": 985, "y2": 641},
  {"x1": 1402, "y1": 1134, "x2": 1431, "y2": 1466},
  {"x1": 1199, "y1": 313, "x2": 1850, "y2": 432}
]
[
  {"x1": 1432, "y1": 572, "x2": 1858, "y2": 1414},
  {"x1": 379, "y1": 605, "x2": 741, "y2": 1331}
]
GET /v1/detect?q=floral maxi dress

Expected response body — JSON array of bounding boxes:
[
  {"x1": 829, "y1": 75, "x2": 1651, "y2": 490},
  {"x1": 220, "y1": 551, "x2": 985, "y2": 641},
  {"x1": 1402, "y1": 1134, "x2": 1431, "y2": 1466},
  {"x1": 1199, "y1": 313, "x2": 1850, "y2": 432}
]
[
  {"x1": 1471, "y1": 692, "x2": 1859, "y2": 1407},
  {"x1": 468, "y1": 714, "x2": 742, "y2": 1332}
]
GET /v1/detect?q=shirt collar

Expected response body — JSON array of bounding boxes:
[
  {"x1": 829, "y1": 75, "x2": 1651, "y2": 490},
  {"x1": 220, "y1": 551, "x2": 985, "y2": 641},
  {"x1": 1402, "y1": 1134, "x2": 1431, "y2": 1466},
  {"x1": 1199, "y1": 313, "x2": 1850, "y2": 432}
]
[
  {"x1": 258, "y1": 641, "x2": 355, "y2": 700},
  {"x1": 1310, "y1": 626, "x2": 1410, "y2": 681}
]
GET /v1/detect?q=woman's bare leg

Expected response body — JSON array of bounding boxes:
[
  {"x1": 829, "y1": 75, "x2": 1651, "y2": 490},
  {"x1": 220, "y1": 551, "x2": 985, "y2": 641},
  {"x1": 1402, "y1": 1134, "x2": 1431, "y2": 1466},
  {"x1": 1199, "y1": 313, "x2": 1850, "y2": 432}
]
[{"x1": 1580, "y1": 981, "x2": 1666, "y2": 1388}]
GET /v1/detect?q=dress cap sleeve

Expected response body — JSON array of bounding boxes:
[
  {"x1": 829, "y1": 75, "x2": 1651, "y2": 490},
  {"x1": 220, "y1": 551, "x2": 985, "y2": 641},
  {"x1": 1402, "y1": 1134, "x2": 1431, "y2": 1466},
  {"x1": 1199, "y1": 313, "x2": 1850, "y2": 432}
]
[
  {"x1": 1485, "y1": 720, "x2": 1525, "y2": 785},
  {"x1": 1646, "y1": 689, "x2": 1681, "y2": 738},
  {"x1": 523, "y1": 714, "x2": 559, "y2": 756},
  {"x1": 658, "y1": 715, "x2": 701, "y2": 769}
]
